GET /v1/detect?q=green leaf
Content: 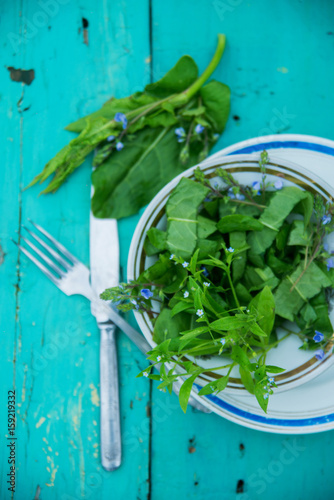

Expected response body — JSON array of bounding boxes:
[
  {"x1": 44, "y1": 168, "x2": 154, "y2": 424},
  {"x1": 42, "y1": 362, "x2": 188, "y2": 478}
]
[
  {"x1": 248, "y1": 187, "x2": 308, "y2": 256},
  {"x1": 144, "y1": 228, "x2": 167, "y2": 256},
  {"x1": 166, "y1": 178, "x2": 209, "y2": 259},
  {"x1": 309, "y1": 291, "x2": 333, "y2": 335},
  {"x1": 265, "y1": 365, "x2": 285, "y2": 374},
  {"x1": 171, "y1": 300, "x2": 193, "y2": 317},
  {"x1": 92, "y1": 127, "x2": 186, "y2": 219},
  {"x1": 259, "y1": 187, "x2": 309, "y2": 231},
  {"x1": 217, "y1": 214, "x2": 263, "y2": 233},
  {"x1": 244, "y1": 266, "x2": 279, "y2": 292},
  {"x1": 275, "y1": 223, "x2": 291, "y2": 251},
  {"x1": 179, "y1": 371, "x2": 202, "y2": 413},
  {"x1": 287, "y1": 220, "x2": 311, "y2": 246},
  {"x1": 231, "y1": 345, "x2": 251, "y2": 368},
  {"x1": 295, "y1": 191, "x2": 314, "y2": 228},
  {"x1": 198, "y1": 216, "x2": 217, "y2": 239},
  {"x1": 249, "y1": 286, "x2": 275, "y2": 339},
  {"x1": 189, "y1": 248, "x2": 200, "y2": 275},
  {"x1": 235, "y1": 282, "x2": 252, "y2": 305},
  {"x1": 210, "y1": 316, "x2": 249, "y2": 331},
  {"x1": 198, "y1": 375, "x2": 229, "y2": 396},
  {"x1": 200, "y1": 80, "x2": 231, "y2": 133},
  {"x1": 254, "y1": 384, "x2": 269, "y2": 413},
  {"x1": 29, "y1": 117, "x2": 111, "y2": 192},
  {"x1": 196, "y1": 238, "x2": 220, "y2": 259},
  {"x1": 145, "y1": 56, "x2": 198, "y2": 98},
  {"x1": 239, "y1": 366, "x2": 255, "y2": 394},
  {"x1": 153, "y1": 308, "x2": 191, "y2": 344},
  {"x1": 274, "y1": 262, "x2": 332, "y2": 321}
]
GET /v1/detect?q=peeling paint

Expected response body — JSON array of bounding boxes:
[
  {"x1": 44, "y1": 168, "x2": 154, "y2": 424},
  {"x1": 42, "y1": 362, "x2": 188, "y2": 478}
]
[
  {"x1": 89, "y1": 383, "x2": 100, "y2": 407},
  {"x1": 277, "y1": 67, "x2": 289, "y2": 73},
  {"x1": 36, "y1": 417, "x2": 46, "y2": 429}
]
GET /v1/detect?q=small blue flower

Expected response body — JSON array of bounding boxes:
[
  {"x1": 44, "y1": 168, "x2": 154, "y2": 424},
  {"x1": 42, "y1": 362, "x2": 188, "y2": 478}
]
[
  {"x1": 201, "y1": 266, "x2": 209, "y2": 278},
  {"x1": 107, "y1": 135, "x2": 115, "y2": 142},
  {"x1": 157, "y1": 356, "x2": 162, "y2": 362},
  {"x1": 274, "y1": 179, "x2": 283, "y2": 190},
  {"x1": 227, "y1": 247, "x2": 234, "y2": 253},
  {"x1": 313, "y1": 331, "x2": 324, "y2": 343},
  {"x1": 315, "y1": 349, "x2": 325, "y2": 361},
  {"x1": 324, "y1": 243, "x2": 330, "y2": 252},
  {"x1": 213, "y1": 133, "x2": 220, "y2": 140},
  {"x1": 327, "y1": 258, "x2": 334, "y2": 271},
  {"x1": 114, "y1": 112, "x2": 128, "y2": 129},
  {"x1": 322, "y1": 214, "x2": 332, "y2": 225},
  {"x1": 116, "y1": 142, "x2": 124, "y2": 151},
  {"x1": 203, "y1": 282, "x2": 210, "y2": 287},
  {"x1": 196, "y1": 309, "x2": 204, "y2": 317},
  {"x1": 220, "y1": 338, "x2": 226, "y2": 346},
  {"x1": 175, "y1": 127, "x2": 186, "y2": 142},
  {"x1": 268, "y1": 377, "x2": 275, "y2": 384},
  {"x1": 252, "y1": 181, "x2": 261, "y2": 195},
  {"x1": 141, "y1": 288, "x2": 153, "y2": 300},
  {"x1": 183, "y1": 291, "x2": 189, "y2": 298},
  {"x1": 143, "y1": 371, "x2": 149, "y2": 378},
  {"x1": 263, "y1": 393, "x2": 269, "y2": 400},
  {"x1": 131, "y1": 299, "x2": 137, "y2": 305},
  {"x1": 182, "y1": 261, "x2": 189, "y2": 268},
  {"x1": 227, "y1": 187, "x2": 236, "y2": 199},
  {"x1": 236, "y1": 193, "x2": 245, "y2": 201},
  {"x1": 195, "y1": 124, "x2": 205, "y2": 134},
  {"x1": 170, "y1": 254, "x2": 175, "y2": 260}
]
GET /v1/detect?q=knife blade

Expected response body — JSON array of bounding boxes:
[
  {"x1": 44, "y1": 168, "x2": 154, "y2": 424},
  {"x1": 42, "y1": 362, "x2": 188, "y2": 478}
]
[{"x1": 90, "y1": 210, "x2": 121, "y2": 471}]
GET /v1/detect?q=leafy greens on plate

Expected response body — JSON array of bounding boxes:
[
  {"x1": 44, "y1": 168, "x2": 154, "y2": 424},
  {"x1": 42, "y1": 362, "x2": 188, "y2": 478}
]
[{"x1": 101, "y1": 152, "x2": 334, "y2": 413}]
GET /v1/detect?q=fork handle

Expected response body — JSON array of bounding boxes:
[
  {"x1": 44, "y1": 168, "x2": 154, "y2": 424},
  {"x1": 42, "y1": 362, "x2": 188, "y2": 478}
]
[{"x1": 99, "y1": 324, "x2": 121, "y2": 471}]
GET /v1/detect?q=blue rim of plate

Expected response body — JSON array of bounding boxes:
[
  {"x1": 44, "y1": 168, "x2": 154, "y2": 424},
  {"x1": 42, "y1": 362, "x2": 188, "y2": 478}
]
[{"x1": 200, "y1": 137, "x2": 334, "y2": 430}]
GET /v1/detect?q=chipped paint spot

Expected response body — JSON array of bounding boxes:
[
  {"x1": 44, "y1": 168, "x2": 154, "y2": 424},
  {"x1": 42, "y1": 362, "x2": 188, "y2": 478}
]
[
  {"x1": 82, "y1": 17, "x2": 89, "y2": 45},
  {"x1": 86, "y1": 332, "x2": 91, "y2": 337},
  {"x1": 36, "y1": 417, "x2": 46, "y2": 429},
  {"x1": 45, "y1": 455, "x2": 58, "y2": 487},
  {"x1": 7, "y1": 67, "x2": 35, "y2": 85},
  {"x1": 93, "y1": 420, "x2": 97, "y2": 426},
  {"x1": 89, "y1": 383, "x2": 100, "y2": 407},
  {"x1": 277, "y1": 67, "x2": 289, "y2": 73},
  {"x1": 145, "y1": 55, "x2": 152, "y2": 64}
]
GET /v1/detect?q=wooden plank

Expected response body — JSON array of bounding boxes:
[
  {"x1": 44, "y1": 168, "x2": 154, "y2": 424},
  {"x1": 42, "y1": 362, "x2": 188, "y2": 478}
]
[
  {"x1": 149, "y1": 1, "x2": 334, "y2": 499},
  {"x1": 0, "y1": 0, "x2": 152, "y2": 498}
]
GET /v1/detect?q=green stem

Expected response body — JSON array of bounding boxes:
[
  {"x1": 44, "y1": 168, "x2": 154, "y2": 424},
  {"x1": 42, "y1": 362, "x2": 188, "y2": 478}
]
[
  {"x1": 226, "y1": 263, "x2": 240, "y2": 308},
  {"x1": 169, "y1": 34, "x2": 226, "y2": 107}
]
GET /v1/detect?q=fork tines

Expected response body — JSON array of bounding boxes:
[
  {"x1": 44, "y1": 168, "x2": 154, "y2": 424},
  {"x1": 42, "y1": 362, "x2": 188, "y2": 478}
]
[{"x1": 12, "y1": 221, "x2": 78, "y2": 283}]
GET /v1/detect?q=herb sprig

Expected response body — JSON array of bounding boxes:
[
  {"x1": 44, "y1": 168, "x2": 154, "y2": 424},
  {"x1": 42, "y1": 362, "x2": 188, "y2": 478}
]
[{"x1": 29, "y1": 34, "x2": 231, "y2": 220}]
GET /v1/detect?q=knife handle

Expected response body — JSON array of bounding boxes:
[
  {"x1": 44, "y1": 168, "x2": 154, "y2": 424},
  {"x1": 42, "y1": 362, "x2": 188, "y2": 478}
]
[{"x1": 99, "y1": 324, "x2": 121, "y2": 471}]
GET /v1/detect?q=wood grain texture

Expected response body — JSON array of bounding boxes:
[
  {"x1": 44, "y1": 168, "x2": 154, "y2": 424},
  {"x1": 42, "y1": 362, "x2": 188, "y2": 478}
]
[{"x1": 1, "y1": 0, "x2": 334, "y2": 499}]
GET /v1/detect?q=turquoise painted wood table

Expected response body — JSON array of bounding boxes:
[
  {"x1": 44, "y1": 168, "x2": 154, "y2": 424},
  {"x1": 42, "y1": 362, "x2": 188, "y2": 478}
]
[{"x1": 1, "y1": 1, "x2": 334, "y2": 499}]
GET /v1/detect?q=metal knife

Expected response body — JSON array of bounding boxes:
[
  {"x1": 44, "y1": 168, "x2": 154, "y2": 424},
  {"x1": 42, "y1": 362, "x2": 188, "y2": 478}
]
[{"x1": 90, "y1": 212, "x2": 121, "y2": 471}]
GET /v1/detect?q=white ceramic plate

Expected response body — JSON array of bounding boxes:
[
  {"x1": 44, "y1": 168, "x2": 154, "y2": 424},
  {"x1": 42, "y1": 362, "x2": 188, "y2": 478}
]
[{"x1": 128, "y1": 134, "x2": 334, "y2": 433}]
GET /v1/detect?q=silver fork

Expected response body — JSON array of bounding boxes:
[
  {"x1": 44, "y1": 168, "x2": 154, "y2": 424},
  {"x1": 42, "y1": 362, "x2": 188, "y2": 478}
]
[{"x1": 13, "y1": 222, "x2": 210, "y2": 412}]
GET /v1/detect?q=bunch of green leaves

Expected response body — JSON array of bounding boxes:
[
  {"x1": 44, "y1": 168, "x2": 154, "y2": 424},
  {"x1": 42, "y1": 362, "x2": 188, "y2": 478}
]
[
  {"x1": 28, "y1": 34, "x2": 231, "y2": 220},
  {"x1": 101, "y1": 153, "x2": 334, "y2": 413}
]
